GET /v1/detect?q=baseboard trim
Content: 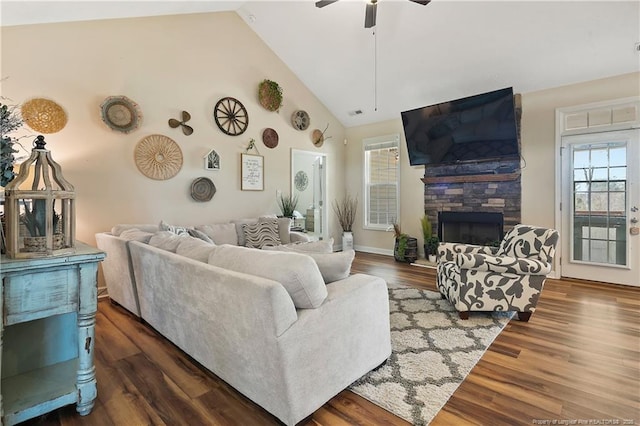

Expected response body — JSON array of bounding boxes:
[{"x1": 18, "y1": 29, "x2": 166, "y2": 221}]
[{"x1": 353, "y1": 245, "x2": 394, "y2": 256}]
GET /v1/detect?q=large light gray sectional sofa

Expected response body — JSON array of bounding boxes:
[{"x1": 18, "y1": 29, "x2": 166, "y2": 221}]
[{"x1": 95, "y1": 219, "x2": 392, "y2": 425}]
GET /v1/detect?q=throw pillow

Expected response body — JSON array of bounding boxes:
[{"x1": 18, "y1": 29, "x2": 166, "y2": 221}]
[
  {"x1": 118, "y1": 228, "x2": 154, "y2": 243},
  {"x1": 243, "y1": 219, "x2": 281, "y2": 249},
  {"x1": 259, "y1": 215, "x2": 292, "y2": 244},
  {"x1": 195, "y1": 223, "x2": 238, "y2": 245},
  {"x1": 148, "y1": 231, "x2": 190, "y2": 252},
  {"x1": 176, "y1": 237, "x2": 216, "y2": 263},
  {"x1": 207, "y1": 245, "x2": 327, "y2": 309},
  {"x1": 231, "y1": 218, "x2": 258, "y2": 246},
  {"x1": 159, "y1": 220, "x2": 190, "y2": 236},
  {"x1": 111, "y1": 224, "x2": 158, "y2": 236}
]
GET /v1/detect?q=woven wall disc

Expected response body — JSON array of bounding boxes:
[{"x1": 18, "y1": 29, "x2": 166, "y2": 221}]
[
  {"x1": 101, "y1": 95, "x2": 142, "y2": 133},
  {"x1": 134, "y1": 134, "x2": 183, "y2": 180},
  {"x1": 21, "y1": 98, "x2": 68, "y2": 134},
  {"x1": 191, "y1": 177, "x2": 216, "y2": 202}
]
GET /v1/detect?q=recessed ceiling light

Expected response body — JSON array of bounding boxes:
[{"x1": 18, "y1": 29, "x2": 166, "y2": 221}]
[{"x1": 348, "y1": 109, "x2": 364, "y2": 116}]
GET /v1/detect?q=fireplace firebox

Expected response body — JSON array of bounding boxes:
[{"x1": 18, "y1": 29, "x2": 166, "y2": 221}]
[{"x1": 438, "y1": 212, "x2": 504, "y2": 246}]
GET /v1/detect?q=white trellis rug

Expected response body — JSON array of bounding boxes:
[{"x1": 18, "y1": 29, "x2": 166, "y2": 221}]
[{"x1": 350, "y1": 285, "x2": 513, "y2": 425}]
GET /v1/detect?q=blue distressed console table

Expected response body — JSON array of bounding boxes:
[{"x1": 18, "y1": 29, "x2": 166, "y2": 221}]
[{"x1": 0, "y1": 243, "x2": 105, "y2": 425}]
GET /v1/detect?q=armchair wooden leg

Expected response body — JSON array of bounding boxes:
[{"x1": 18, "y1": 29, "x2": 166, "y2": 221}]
[
  {"x1": 518, "y1": 312, "x2": 532, "y2": 322},
  {"x1": 458, "y1": 311, "x2": 470, "y2": 320}
]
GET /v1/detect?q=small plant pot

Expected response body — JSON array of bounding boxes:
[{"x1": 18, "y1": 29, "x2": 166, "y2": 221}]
[{"x1": 428, "y1": 254, "x2": 437, "y2": 263}]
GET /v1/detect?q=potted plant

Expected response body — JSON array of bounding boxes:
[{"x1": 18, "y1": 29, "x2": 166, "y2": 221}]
[
  {"x1": 21, "y1": 199, "x2": 64, "y2": 252},
  {"x1": 393, "y1": 223, "x2": 418, "y2": 263},
  {"x1": 1, "y1": 102, "x2": 23, "y2": 187},
  {"x1": 333, "y1": 193, "x2": 357, "y2": 250},
  {"x1": 426, "y1": 236, "x2": 440, "y2": 263},
  {"x1": 277, "y1": 193, "x2": 298, "y2": 218},
  {"x1": 258, "y1": 79, "x2": 283, "y2": 112}
]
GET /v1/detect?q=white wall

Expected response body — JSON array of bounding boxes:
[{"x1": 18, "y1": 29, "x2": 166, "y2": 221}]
[
  {"x1": 1, "y1": 12, "x2": 347, "y2": 245},
  {"x1": 346, "y1": 72, "x2": 640, "y2": 257}
]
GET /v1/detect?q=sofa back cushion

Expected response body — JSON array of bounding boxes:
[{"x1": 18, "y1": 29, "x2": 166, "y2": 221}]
[
  {"x1": 176, "y1": 237, "x2": 216, "y2": 262},
  {"x1": 148, "y1": 231, "x2": 190, "y2": 252},
  {"x1": 118, "y1": 228, "x2": 155, "y2": 243},
  {"x1": 207, "y1": 245, "x2": 327, "y2": 309},
  {"x1": 195, "y1": 223, "x2": 238, "y2": 245}
]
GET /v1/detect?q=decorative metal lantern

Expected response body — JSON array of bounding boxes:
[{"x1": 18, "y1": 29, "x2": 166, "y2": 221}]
[{"x1": 4, "y1": 135, "x2": 75, "y2": 258}]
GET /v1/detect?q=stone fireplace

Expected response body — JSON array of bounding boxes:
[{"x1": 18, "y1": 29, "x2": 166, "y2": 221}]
[{"x1": 423, "y1": 159, "x2": 521, "y2": 244}]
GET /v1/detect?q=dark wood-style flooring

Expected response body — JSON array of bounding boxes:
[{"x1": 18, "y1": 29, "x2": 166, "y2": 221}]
[{"x1": 19, "y1": 252, "x2": 640, "y2": 425}]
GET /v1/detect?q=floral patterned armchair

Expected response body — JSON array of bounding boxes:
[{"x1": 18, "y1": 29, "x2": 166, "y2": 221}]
[{"x1": 436, "y1": 224, "x2": 559, "y2": 321}]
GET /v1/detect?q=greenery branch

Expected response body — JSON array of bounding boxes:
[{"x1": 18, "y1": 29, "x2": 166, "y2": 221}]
[{"x1": 277, "y1": 193, "x2": 298, "y2": 217}]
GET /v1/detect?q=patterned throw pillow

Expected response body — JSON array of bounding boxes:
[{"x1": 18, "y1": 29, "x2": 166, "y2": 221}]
[
  {"x1": 243, "y1": 219, "x2": 281, "y2": 249},
  {"x1": 159, "y1": 220, "x2": 213, "y2": 244}
]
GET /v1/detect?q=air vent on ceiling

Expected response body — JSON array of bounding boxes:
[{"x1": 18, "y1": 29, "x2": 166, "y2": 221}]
[{"x1": 348, "y1": 109, "x2": 364, "y2": 116}]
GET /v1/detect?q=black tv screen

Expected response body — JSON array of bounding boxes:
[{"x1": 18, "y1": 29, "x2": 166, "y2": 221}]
[{"x1": 401, "y1": 87, "x2": 519, "y2": 166}]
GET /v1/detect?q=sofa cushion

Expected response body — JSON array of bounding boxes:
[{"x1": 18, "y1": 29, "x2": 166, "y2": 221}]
[
  {"x1": 243, "y1": 219, "x2": 281, "y2": 249},
  {"x1": 268, "y1": 238, "x2": 334, "y2": 253},
  {"x1": 111, "y1": 224, "x2": 158, "y2": 236},
  {"x1": 149, "y1": 231, "x2": 190, "y2": 252},
  {"x1": 207, "y1": 245, "x2": 327, "y2": 309},
  {"x1": 118, "y1": 228, "x2": 154, "y2": 243},
  {"x1": 195, "y1": 223, "x2": 238, "y2": 245},
  {"x1": 265, "y1": 245, "x2": 353, "y2": 283},
  {"x1": 176, "y1": 237, "x2": 216, "y2": 262}
]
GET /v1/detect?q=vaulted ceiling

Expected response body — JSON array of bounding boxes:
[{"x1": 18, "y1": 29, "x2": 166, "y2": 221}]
[{"x1": 2, "y1": 1, "x2": 639, "y2": 128}]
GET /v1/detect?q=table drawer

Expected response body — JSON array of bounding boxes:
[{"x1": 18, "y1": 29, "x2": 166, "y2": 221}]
[{"x1": 3, "y1": 268, "x2": 79, "y2": 325}]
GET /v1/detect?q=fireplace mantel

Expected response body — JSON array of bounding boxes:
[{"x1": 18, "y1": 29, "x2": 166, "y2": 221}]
[{"x1": 421, "y1": 172, "x2": 520, "y2": 184}]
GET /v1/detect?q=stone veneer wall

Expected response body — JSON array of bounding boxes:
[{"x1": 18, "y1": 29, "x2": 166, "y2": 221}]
[
  {"x1": 423, "y1": 160, "x2": 522, "y2": 237},
  {"x1": 422, "y1": 94, "x2": 522, "y2": 238}
]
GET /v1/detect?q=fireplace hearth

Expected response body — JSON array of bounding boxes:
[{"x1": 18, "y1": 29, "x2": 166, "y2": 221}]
[{"x1": 438, "y1": 212, "x2": 504, "y2": 246}]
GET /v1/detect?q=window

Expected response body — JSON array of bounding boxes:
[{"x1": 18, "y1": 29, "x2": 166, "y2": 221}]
[{"x1": 363, "y1": 134, "x2": 400, "y2": 230}]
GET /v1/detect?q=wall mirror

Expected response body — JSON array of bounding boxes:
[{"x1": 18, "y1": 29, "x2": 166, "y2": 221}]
[{"x1": 291, "y1": 149, "x2": 328, "y2": 241}]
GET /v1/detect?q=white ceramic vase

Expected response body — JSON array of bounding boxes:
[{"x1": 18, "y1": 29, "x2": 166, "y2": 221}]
[{"x1": 342, "y1": 231, "x2": 354, "y2": 251}]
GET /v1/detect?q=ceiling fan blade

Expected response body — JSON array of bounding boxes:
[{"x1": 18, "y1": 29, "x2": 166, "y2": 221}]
[
  {"x1": 364, "y1": 2, "x2": 377, "y2": 28},
  {"x1": 181, "y1": 110, "x2": 191, "y2": 122},
  {"x1": 315, "y1": 0, "x2": 338, "y2": 8},
  {"x1": 409, "y1": 0, "x2": 431, "y2": 5},
  {"x1": 168, "y1": 118, "x2": 180, "y2": 128}
]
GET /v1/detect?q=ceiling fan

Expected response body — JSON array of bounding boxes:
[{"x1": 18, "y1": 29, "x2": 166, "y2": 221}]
[{"x1": 316, "y1": 0, "x2": 431, "y2": 28}]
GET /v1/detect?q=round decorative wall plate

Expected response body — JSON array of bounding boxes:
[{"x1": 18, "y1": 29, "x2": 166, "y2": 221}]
[
  {"x1": 21, "y1": 98, "x2": 68, "y2": 134},
  {"x1": 291, "y1": 110, "x2": 310, "y2": 131},
  {"x1": 101, "y1": 96, "x2": 143, "y2": 134},
  {"x1": 262, "y1": 128, "x2": 279, "y2": 148},
  {"x1": 294, "y1": 170, "x2": 309, "y2": 191},
  {"x1": 191, "y1": 177, "x2": 216, "y2": 202},
  {"x1": 134, "y1": 134, "x2": 183, "y2": 180},
  {"x1": 213, "y1": 97, "x2": 248, "y2": 136}
]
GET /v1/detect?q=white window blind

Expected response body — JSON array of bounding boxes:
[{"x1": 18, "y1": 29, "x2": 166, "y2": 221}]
[{"x1": 363, "y1": 134, "x2": 400, "y2": 230}]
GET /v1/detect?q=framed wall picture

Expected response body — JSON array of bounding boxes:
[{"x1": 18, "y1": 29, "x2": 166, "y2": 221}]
[
  {"x1": 241, "y1": 153, "x2": 264, "y2": 191},
  {"x1": 204, "y1": 148, "x2": 220, "y2": 170}
]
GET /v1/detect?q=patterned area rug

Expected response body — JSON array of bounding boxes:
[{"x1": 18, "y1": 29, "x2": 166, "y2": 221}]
[{"x1": 349, "y1": 284, "x2": 513, "y2": 425}]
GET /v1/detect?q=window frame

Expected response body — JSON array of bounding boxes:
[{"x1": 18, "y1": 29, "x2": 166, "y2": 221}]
[{"x1": 362, "y1": 134, "x2": 401, "y2": 231}]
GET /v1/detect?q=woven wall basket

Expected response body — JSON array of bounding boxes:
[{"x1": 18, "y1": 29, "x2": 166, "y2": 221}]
[
  {"x1": 21, "y1": 98, "x2": 68, "y2": 134},
  {"x1": 134, "y1": 134, "x2": 183, "y2": 180}
]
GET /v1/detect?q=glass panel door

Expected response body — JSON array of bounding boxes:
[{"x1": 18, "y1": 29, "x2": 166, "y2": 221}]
[{"x1": 561, "y1": 129, "x2": 639, "y2": 286}]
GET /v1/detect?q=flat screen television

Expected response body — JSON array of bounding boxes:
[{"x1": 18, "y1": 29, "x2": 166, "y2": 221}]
[{"x1": 401, "y1": 87, "x2": 519, "y2": 166}]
